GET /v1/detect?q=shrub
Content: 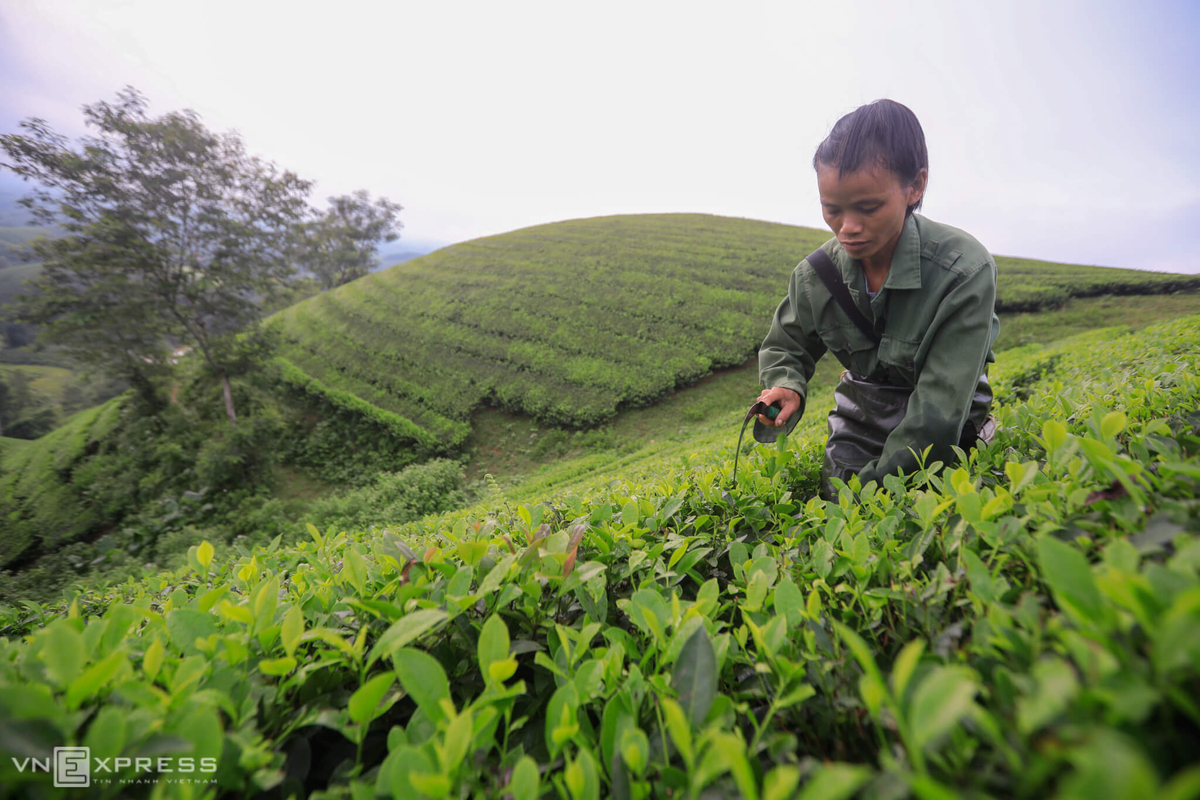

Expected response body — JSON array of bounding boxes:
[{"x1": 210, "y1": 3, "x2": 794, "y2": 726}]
[{"x1": 306, "y1": 458, "x2": 473, "y2": 533}]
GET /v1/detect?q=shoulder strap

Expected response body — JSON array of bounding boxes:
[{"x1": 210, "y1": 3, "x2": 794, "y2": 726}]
[{"x1": 807, "y1": 246, "x2": 880, "y2": 344}]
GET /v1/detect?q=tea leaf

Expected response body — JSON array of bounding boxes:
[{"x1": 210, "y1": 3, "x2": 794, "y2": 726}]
[
  {"x1": 509, "y1": 756, "x2": 540, "y2": 800},
  {"x1": 83, "y1": 706, "x2": 127, "y2": 762},
  {"x1": 891, "y1": 639, "x2": 926, "y2": 703},
  {"x1": 348, "y1": 672, "x2": 396, "y2": 725},
  {"x1": 143, "y1": 637, "x2": 165, "y2": 682},
  {"x1": 477, "y1": 614, "x2": 510, "y2": 680},
  {"x1": 545, "y1": 682, "x2": 580, "y2": 756},
  {"x1": 660, "y1": 696, "x2": 693, "y2": 764},
  {"x1": 619, "y1": 728, "x2": 648, "y2": 776},
  {"x1": 773, "y1": 575, "x2": 805, "y2": 628},
  {"x1": 280, "y1": 605, "x2": 304, "y2": 659},
  {"x1": 796, "y1": 763, "x2": 873, "y2": 800},
  {"x1": 673, "y1": 626, "x2": 717, "y2": 727},
  {"x1": 166, "y1": 609, "x2": 220, "y2": 657},
  {"x1": 712, "y1": 733, "x2": 758, "y2": 800},
  {"x1": 1041, "y1": 418, "x2": 1068, "y2": 453},
  {"x1": 908, "y1": 666, "x2": 978, "y2": 751},
  {"x1": 1038, "y1": 535, "x2": 1105, "y2": 627},
  {"x1": 764, "y1": 765, "x2": 801, "y2": 800},
  {"x1": 1016, "y1": 658, "x2": 1079, "y2": 734},
  {"x1": 343, "y1": 546, "x2": 368, "y2": 595},
  {"x1": 565, "y1": 746, "x2": 600, "y2": 800},
  {"x1": 601, "y1": 691, "x2": 635, "y2": 777},
  {"x1": 393, "y1": 647, "x2": 451, "y2": 723},
  {"x1": 387, "y1": 745, "x2": 436, "y2": 799},
  {"x1": 196, "y1": 540, "x2": 214, "y2": 569},
  {"x1": 1101, "y1": 411, "x2": 1127, "y2": 439},
  {"x1": 441, "y1": 706, "x2": 473, "y2": 770},
  {"x1": 259, "y1": 656, "x2": 297, "y2": 676},
  {"x1": 67, "y1": 648, "x2": 126, "y2": 708},
  {"x1": 368, "y1": 608, "x2": 448, "y2": 666}
]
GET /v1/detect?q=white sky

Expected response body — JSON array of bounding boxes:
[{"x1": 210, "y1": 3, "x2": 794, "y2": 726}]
[{"x1": 2, "y1": 0, "x2": 1198, "y2": 271}]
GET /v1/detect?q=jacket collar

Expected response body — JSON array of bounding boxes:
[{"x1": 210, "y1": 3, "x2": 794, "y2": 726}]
[
  {"x1": 835, "y1": 212, "x2": 923, "y2": 292},
  {"x1": 883, "y1": 213, "x2": 922, "y2": 290}
]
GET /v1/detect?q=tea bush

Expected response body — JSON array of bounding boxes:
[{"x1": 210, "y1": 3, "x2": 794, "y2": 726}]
[
  {"x1": 1, "y1": 317, "x2": 1199, "y2": 799},
  {"x1": 305, "y1": 459, "x2": 474, "y2": 535}
]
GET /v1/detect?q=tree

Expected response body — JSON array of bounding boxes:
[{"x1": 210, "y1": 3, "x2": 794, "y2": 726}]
[
  {"x1": 297, "y1": 190, "x2": 402, "y2": 290},
  {"x1": 0, "y1": 368, "x2": 56, "y2": 438},
  {"x1": 0, "y1": 87, "x2": 312, "y2": 425}
]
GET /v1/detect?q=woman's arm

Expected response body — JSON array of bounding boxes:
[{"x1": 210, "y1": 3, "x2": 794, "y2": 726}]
[
  {"x1": 858, "y1": 257, "x2": 998, "y2": 485},
  {"x1": 758, "y1": 261, "x2": 828, "y2": 428}
]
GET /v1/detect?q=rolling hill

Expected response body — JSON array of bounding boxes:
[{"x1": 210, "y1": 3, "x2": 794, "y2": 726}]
[{"x1": 268, "y1": 212, "x2": 1200, "y2": 451}]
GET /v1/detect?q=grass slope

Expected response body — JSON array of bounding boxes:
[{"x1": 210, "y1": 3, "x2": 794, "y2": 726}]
[{"x1": 269, "y1": 213, "x2": 1200, "y2": 451}]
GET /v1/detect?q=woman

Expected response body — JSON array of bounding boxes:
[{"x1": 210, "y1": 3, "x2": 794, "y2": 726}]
[{"x1": 754, "y1": 99, "x2": 999, "y2": 499}]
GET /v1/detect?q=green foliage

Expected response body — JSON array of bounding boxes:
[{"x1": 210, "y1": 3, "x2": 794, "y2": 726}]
[
  {"x1": 1, "y1": 87, "x2": 313, "y2": 424},
  {"x1": 295, "y1": 189, "x2": 403, "y2": 291},
  {"x1": 0, "y1": 363, "x2": 125, "y2": 436},
  {"x1": 0, "y1": 366, "x2": 57, "y2": 438},
  {"x1": 305, "y1": 459, "x2": 473, "y2": 533},
  {"x1": 0, "y1": 371, "x2": 289, "y2": 591},
  {"x1": 0, "y1": 315, "x2": 1197, "y2": 798}
]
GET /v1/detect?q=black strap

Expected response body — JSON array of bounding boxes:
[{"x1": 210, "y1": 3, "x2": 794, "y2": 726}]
[{"x1": 807, "y1": 247, "x2": 880, "y2": 344}]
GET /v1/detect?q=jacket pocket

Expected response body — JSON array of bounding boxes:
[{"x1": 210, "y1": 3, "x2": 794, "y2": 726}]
[
  {"x1": 877, "y1": 334, "x2": 920, "y2": 382},
  {"x1": 818, "y1": 322, "x2": 876, "y2": 355},
  {"x1": 811, "y1": 323, "x2": 878, "y2": 376},
  {"x1": 818, "y1": 322, "x2": 878, "y2": 375}
]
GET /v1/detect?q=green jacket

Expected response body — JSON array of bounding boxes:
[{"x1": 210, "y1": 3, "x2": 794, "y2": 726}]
[{"x1": 758, "y1": 212, "x2": 1000, "y2": 484}]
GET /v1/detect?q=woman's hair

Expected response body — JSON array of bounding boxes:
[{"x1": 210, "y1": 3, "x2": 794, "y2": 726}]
[{"x1": 813, "y1": 99, "x2": 928, "y2": 217}]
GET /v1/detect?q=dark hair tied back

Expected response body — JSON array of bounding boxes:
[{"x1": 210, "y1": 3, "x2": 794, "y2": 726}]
[{"x1": 813, "y1": 99, "x2": 928, "y2": 217}]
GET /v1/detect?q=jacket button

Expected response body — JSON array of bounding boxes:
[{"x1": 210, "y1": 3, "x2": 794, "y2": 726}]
[{"x1": 906, "y1": 360, "x2": 914, "y2": 368}]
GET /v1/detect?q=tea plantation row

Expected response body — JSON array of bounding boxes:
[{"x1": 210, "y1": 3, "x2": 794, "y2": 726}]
[
  {"x1": 1, "y1": 316, "x2": 1198, "y2": 799},
  {"x1": 268, "y1": 213, "x2": 1200, "y2": 445}
]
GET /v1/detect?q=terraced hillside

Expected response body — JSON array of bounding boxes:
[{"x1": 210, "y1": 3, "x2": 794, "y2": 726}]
[{"x1": 270, "y1": 213, "x2": 1200, "y2": 449}]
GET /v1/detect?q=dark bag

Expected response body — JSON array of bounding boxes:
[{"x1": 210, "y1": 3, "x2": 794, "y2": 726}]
[{"x1": 820, "y1": 371, "x2": 995, "y2": 499}]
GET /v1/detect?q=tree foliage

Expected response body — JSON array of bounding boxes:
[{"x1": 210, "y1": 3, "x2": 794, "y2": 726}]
[
  {"x1": 0, "y1": 87, "x2": 313, "y2": 424},
  {"x1": 0, "y1": 368, "x2": 56, "y2": 439},
  {"x1": 297, "y1": 189, "x2": 402, "y2": 290}
]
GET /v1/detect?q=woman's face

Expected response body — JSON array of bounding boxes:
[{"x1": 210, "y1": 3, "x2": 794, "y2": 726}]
[{"x1": 816, "y1": 161, "x2": 926, "y2": 263}]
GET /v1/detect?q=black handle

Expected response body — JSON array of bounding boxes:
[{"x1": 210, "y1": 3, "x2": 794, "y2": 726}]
[{"x1": 749, "y1": 400, "x2": 781, "y2": 420}]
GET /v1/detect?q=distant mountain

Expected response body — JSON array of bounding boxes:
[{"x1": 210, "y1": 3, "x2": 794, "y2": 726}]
[{"x1": 373, "y1": 238, "x2": 448, "y2": 272}]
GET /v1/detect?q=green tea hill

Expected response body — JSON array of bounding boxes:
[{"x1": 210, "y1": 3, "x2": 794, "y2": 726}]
[{"x1": 269, "y1": 213, "x2": 1200, "y2": 452}]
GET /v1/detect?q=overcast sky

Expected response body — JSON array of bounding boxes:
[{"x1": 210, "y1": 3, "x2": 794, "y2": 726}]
[{"x1": 2, "y1": 0, "x2": 1197, "y2": 272}]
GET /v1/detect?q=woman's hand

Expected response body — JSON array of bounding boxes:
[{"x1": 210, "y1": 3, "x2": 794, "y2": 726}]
[{"x1": 756, "y1": 386, "x2": 801, "y2": 427}]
